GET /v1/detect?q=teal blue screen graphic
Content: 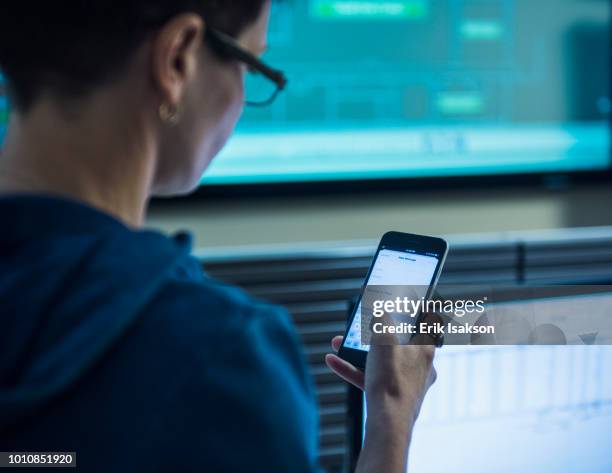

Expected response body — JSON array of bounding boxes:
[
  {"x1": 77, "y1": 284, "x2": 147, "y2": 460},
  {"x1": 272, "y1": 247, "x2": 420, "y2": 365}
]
[
  {"x1": 202, "y1": 0, "x2": 611, "y2": 185},
  {"x1": 0, "y1": 1, "x2": 610, "y2": 186},
  {"x1": 0, "y1": 74, "x2": 7, "y2": 147}
]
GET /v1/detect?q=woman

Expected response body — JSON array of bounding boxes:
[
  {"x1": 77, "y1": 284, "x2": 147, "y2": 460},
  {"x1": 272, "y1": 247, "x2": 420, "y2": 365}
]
[{"x1": 0, "y1": 1, "x2": 436, "y2": 472}]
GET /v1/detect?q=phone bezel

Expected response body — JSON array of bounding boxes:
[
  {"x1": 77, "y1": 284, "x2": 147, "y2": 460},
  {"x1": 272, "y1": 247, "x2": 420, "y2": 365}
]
[{"x1": 337, "y1": 231, "x2": 448, "y2": 369}]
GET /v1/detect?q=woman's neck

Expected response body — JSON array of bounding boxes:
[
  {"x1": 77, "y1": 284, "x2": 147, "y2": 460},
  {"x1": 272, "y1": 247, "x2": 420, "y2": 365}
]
[{"x1": 0, "y1": 96, "x2": 156, "y2": 228}]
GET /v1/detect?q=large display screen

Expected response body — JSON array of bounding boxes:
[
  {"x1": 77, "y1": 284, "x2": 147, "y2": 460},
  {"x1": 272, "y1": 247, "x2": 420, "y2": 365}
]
[
  {"x1": 203, "y1": 0, "x2": 611, "y2": 185},
  {"x1": 0, "y1": 74, "x2": 7, "y2": 146},
  {"x1": 1, "y1": 1, "x2": 610, "y2": 188},
  {"x1": 362, "y1": 345, "x2": 612, "y2": 473}
]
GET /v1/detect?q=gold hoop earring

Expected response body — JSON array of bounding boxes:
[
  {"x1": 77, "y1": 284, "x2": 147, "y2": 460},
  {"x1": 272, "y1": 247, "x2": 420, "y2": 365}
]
[{"x1": 159, "y1": 103, "x2": 179, "y2": 125}]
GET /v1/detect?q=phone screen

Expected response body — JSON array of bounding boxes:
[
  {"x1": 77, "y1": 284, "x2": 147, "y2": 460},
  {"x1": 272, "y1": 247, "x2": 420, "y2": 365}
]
[{"x1": 342, "y1": 246, "x2": 442, "y2": 352}]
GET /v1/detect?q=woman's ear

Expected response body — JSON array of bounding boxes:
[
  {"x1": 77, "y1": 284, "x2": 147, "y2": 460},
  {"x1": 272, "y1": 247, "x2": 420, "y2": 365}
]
[{"x1": 150, "y1": 13, "x2": 205, "y2": 110}]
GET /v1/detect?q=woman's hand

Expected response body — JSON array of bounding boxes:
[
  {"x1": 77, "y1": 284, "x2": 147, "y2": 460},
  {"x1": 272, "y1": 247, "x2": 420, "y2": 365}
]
[
  {"x1": 355, "y1": 340, "x2": 437, "y2": 473},
  {"x1": 326, "y1": 315, "x2": 440, "y2": 473},
  {"x1": 325, "y1": 336, "x2": 365, "y2": 390},
  {"x1": 325, "y1": 335, "x2": 437, "y2": 417},
  {"x1": 325, "y1": 312, "x2": 441, "y2": 418}
]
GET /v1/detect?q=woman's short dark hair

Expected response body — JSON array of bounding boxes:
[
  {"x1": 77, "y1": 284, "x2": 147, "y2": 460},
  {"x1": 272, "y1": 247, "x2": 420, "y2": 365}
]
[{"x1": 0, "y1": 1, "x2": 267, "y2": 111}]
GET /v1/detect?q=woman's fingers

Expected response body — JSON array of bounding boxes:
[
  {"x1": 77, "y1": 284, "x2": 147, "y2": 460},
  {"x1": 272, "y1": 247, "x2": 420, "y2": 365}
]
[
  {"x1": 331, "y1": 335, "x2": 343, "y2": 352},
  {"x1": 327, "y1": 334, "x2": 365, "y2": 390},
  {"x1": 411, "y1": 312, "x2": 444, "y2": 346},
  {"x1": 325, "y1": 353, "x2": 365, "y2": 390}
]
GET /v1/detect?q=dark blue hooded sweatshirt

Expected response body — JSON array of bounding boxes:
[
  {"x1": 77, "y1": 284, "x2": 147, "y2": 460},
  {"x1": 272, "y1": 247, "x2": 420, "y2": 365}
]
[{"x1": 0, "y1": 195, "x2": 322, "y2": 472}]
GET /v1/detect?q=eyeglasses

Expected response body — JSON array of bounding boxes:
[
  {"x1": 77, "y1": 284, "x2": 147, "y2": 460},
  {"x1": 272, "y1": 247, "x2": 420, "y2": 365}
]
[{"x1": 204, "y1": 28, "x2": 288, "y2": 107}]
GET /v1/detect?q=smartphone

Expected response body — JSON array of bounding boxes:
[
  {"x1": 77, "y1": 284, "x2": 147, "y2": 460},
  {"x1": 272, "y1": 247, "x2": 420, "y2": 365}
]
[{"x1": 337, "y1": 231, "x2": 448, "y2": 370}]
